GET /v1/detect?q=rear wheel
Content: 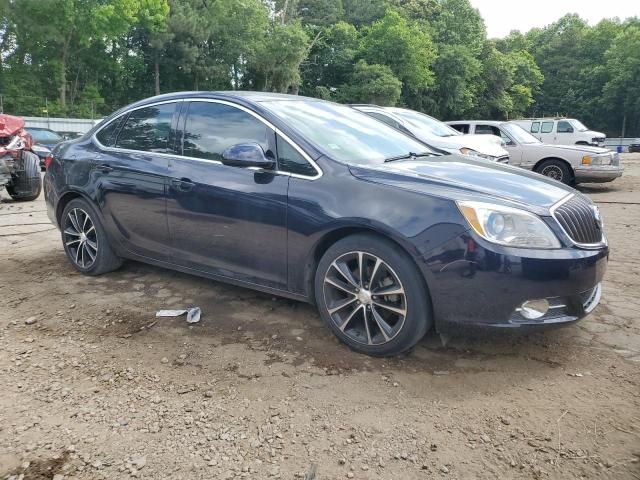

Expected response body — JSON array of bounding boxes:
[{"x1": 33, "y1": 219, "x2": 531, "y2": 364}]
[
  {"x1": 536, "y1": 159, "x2": 573, "y2": 185},
  {"x1": 61, "y1": 198, "x2": 122, "y2": 275},
  {"x1": 314, "y1": 234, "x2": 431, "y2": 356},
  {"x1": 6, "y1": 151, "x2": 42, "y2": 201}
]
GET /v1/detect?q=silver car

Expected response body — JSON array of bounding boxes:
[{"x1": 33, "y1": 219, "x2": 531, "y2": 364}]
[{"x1": 447, "y1": 120, "x2": 623, "y2": 185}]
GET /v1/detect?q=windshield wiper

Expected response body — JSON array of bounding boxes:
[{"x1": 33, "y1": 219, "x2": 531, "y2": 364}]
[{"x1": 384, "y1": 151, "x2": 433, "y2": 163}]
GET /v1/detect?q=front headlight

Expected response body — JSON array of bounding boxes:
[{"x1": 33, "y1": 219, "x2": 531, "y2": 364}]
[
  {"x1": 459, "y1": 147, "x2": 494, "y2": 161},
  {"x1": 582, "y1": 154, "x2": 612, "y2": 166},
  {"x1": 457, "y1": 201, "x2": 561, "y2": 249}
]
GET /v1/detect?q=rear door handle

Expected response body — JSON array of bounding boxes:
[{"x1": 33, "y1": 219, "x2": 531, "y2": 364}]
[
  {"x1": 171, "y1": 177, "x2": 195, "y2": 192},
  {"x1": 98, "y1": 164, "x2": 113, "y2": 173}
]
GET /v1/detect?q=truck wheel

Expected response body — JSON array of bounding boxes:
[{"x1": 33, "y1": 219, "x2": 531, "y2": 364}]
[
  {"x1": 6, "y1": 151, "x2": 42, "y2": 201},
  {"x1": 536, "y1": 159, "x2": 573, "y2": 185}
]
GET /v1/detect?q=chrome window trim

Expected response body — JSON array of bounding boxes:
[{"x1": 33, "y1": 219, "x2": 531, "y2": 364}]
[
  {"x1": 93, "y1": 97, "x2": 323, "y2": 181},
  {"x1": 549, "y1": 194, "x2": 607, "y2": 249}
]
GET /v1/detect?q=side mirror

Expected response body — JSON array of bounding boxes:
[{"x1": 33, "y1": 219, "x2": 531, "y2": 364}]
[{"x1": 221, "y1": 143, "x2": 275, "y2": 169}]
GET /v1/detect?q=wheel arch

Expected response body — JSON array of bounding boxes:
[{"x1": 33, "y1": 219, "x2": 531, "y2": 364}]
[
  {"x1": 55, "y1": 190, "x2": 94, "y2": 226},
  {"x1": 304, "y1": 225, "x2": 432, "y2": 308}
]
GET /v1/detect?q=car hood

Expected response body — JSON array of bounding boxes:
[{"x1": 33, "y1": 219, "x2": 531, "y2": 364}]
[
  {"x1": 349, "y1": 154, "x2": 574, "y2": 214},
  {"x1": 414, "y1": 132, "x2": 508, "y2": 158}
]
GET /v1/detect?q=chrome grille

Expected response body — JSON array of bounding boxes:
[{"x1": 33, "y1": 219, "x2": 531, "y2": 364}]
[{"x1": 552, "y1": 195, "x2": 603, "y2": 245}]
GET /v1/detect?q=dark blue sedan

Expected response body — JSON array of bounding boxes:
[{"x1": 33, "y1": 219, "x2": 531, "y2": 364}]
[{"x1": 43, "y1": 92, "x2": 608, "y2": 356}]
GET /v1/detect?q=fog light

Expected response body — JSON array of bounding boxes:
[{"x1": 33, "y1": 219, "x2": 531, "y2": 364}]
[{"x1": 520, "y1": 299, "x2": 549, "y2": 319}]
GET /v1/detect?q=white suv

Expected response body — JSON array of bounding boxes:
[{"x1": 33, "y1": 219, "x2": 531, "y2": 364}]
[{"x1": 511, "y1": 118, "x2": 605, "y2": 147}]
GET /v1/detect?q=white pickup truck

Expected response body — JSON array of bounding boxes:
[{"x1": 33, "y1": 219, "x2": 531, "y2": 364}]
[
  {"x1": 447, "y1": 120, "x2": 623, "y2": 185},
  {"x1": 511, "y1": 118, "x2": 606, "y2": 147}
]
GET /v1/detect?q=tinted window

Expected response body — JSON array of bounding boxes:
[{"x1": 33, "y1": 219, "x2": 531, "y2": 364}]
[
  {"x1": 475, "y1": 125, "x2": 500, "y2": 136},
  {"x1": 182, "y1": 102, "x2": 270, "y2": 161},
  {"x1": 277, "y1": 135, "x2": 316, "y2": 177},
  {"x1": 557, "y1": 120, "x2": 573, "y2": 133},
  {"x1": 116, "y1": 103, "x2": 175, "y2": 153},
  {"x1": 96, "y1": 115, "x2": 126, "y2": 147},
  {"x1": 541, "y1": 121, "x2": 554, "y2": 134},
  {"x1": 449, "y1": 124, "x2": 469, "y2": 133},
  {"x1": 531, "y1": 122, "x2": 540, "y2": 133}
]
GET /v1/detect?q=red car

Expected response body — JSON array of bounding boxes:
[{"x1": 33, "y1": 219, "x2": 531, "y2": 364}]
[{"x1": 0, "y1": 114, "x2": 43, "y2": 201}]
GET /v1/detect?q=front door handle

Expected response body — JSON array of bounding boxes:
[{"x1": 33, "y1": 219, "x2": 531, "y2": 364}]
[
  {"x1": 98, "y1": 164, "x2": 113, "y2": 173},
  {"x1": 171, "y1": 177, "x2": 195, "y2": 192}
]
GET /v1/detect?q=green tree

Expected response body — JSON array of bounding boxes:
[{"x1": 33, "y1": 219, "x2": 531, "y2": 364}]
[
  {"x1": 360, "y1": 10, "x2": 436, "y2": 89},
  {"x1": 251, "y1": 22, "x2": 309, "y2": 92},
  {"x1": 339, "y1": 60, "x2": 401, "y2": 105},
  {"x1": 300, "y1": 21, "x2": 359, "y2": 95},
  {"x1": 603, "y1": 25, "x2": 640, "y2": 136},
  {"x1": 6, "y1": 0, "x2": 164, "y2": 107}
]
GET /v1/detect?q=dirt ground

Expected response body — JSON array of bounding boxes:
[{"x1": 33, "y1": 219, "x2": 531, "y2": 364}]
[{"x1": 1, "y1": 155, "x2": 639, "y2": 480}]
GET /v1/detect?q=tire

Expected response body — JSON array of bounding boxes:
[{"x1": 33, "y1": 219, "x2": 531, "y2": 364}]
[
  {"x1": 60, "y1": 198, "x2": 123, "y2": 275},
  {"x1": 6, "y1": 151, "x2": 42, "y2": 201},
  {"x1": 535, "y1": 159, "x2": 573, "y2": 185},
  {"x1": 314, "y1": 233, "x2": 432, "y2": 356}
]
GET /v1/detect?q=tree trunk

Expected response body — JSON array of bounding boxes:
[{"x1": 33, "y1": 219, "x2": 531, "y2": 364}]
[
  {"x1": 59, "y1": 59, "x2": 67, "y2": 106},
  {"x1": 154, "y1": 54, "x2": 160, "y2": 96},
  {"x1": 59, "y1": 36, "x2": 71, "y2": 106}
]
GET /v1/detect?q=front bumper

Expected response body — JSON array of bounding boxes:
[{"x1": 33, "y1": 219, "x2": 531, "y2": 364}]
[
  {"x1": 574, "y1": 164, "x2": 623, "y2": 183},
  {"x1": 420, "y1": 232, "x2": 608, "y2": 331}
]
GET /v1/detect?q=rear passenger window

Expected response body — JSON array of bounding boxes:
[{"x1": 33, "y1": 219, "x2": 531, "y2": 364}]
[
  {"x1": 450, "y1": 124, "x2": 469, "y2": 133},
  {"x1": 96, "y1": 114, "x2": 127, "y2": 147},
  {"x1": 182, "y1": 102, "x2": 270, "y2": 161},
  {"x1": 475, "y1": 125, "x2": 500, "y2": 136},
  {"x1": 277, "y1": 135, "x2": 316, "y2": 177},
  {"x1": 531, "y1": 122, "x2": 540, "y2": 133},
  {"x1": 541, "y1": 121, "x2": 554, "y2": 133},
  {"x1": 116, "y1": 103, "x2": 176, "y2": 153}
]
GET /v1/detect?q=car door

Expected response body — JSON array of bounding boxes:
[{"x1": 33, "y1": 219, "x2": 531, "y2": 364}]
[
  {"x1": 93, "y1": 101, "x2": 178, "y2": 261},
  {"x1": 166, "y1": 100, "x2": 289, "y2": 289},
  {"x1": 556, "y1": 120, "x2": 574, "y2": 145}
]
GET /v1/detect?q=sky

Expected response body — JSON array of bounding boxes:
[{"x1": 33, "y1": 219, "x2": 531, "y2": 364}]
[{"x1": 469, "y1": 0, "x2": 639, "y2": 38}]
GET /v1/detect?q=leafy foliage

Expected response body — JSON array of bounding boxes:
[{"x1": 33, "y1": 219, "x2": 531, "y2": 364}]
[{"x1": 0, "y1": 0, "x2": 638, "y2": 135}]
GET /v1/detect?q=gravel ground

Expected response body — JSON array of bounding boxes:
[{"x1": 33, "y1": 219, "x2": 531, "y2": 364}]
[{"x1": 1, "y1": 155, "x2": 639, "y2": 480}]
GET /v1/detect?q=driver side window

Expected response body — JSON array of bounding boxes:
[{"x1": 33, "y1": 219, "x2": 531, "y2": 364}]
[
  {"x1": 182, "y1": 101, "x2": 272, "y2": 161},
  {"x1": 557, "y1": 120, "x2": 573, "y2": 133}
]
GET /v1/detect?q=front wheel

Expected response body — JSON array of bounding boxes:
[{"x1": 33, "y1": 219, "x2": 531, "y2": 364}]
[
  {"x1": 314, "y1": 234, "x2": 432, "y2": 356},
  {"x1": 536, "y1": 159, "x2": 573, "y2": 185}
]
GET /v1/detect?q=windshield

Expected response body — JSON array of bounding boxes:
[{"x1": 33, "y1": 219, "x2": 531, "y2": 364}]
[
  {"x1": 570, "y1": 119, "x2": 589, "y2": 132},
  {"x1": 503, "y1": 123, "x2": 541, "y2": 144},
  {"x1": 390, "y1": 109, "x2": 461, "y2": 137},
  {"x1": 262, "y1": 100, "x2": 434, "y2": 165},
  {"x1": 27, "y1": 129, "x2": 63, "y2": 142}
]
